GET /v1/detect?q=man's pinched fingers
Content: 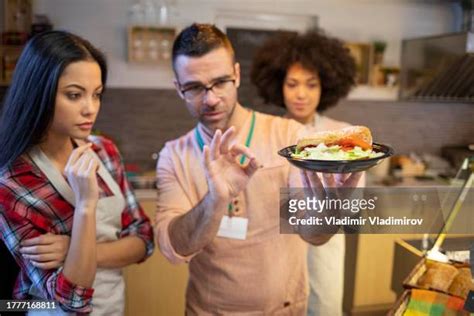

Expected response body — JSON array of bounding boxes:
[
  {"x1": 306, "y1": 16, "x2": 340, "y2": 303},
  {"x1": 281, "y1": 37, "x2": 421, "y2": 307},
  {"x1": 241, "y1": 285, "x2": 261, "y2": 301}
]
[
  {"x1": 203, "y1": 145, "x2": 212, "y2": 171},
  {"x1": 244, "y1": 157, "x2": 262, "y2": 177},
  {"x1": 210, "y1": 129, "x2": 222, "y2": 160},
  {"x1": 229, "y1": 144, "x2": 256, "y2": 163},
  {"x1": 220, "y1": 127, "x2": 235, "y2": 155}
]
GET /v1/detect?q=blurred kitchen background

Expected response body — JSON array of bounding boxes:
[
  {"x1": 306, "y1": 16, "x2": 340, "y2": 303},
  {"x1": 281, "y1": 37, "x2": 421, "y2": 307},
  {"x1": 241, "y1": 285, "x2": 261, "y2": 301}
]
[{"x1": 0, "y1": 1, "x2": 473, "y2": 315}]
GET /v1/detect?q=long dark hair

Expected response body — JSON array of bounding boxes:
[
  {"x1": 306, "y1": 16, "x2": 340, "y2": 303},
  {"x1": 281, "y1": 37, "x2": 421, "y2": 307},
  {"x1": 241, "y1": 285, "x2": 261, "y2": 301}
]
[{"x1": 0, "y1": 31, "x2": 107, "y2": 169}]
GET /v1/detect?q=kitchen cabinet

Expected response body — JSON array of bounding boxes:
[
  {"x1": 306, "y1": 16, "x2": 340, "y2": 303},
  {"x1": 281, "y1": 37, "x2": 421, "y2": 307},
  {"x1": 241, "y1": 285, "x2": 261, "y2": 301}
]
[
  {"x1": 127, "y1": 26, "x2": 175, "y2": 64},
  {"x1": 124, "y1": 197, "x2": 189, "y2": 316}
]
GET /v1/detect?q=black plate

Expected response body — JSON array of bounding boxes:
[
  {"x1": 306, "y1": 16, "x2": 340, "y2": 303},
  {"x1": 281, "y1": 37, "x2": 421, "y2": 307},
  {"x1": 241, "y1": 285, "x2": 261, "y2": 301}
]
[{"x1": 278, "y1": 142, "x2": 394, "y2": 173}]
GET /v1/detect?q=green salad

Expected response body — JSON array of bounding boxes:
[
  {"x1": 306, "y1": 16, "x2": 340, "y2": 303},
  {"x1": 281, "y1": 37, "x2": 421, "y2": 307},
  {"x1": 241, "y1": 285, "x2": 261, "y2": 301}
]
[{"x1": 291, "y1": 143, "x2": 383, "y2": 161}]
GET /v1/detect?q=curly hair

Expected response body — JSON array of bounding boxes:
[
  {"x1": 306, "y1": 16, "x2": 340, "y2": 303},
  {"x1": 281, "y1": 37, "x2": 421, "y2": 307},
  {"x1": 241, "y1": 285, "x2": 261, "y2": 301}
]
[{"x1": 250, "y1": 29, "x2": 356, "y2": 112}]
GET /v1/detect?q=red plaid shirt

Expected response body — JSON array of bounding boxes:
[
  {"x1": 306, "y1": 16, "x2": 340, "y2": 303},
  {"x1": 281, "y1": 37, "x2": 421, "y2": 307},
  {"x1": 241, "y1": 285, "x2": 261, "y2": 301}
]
[{"x1": 0, "y1": 136, "x2": 154, "y2": 313}]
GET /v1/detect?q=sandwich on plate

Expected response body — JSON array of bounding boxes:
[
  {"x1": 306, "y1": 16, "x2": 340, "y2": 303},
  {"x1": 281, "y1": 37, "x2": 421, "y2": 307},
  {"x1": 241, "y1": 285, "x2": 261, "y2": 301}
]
[{"x1": 292, "y1": 126, "x2": 384, "y2": 161}]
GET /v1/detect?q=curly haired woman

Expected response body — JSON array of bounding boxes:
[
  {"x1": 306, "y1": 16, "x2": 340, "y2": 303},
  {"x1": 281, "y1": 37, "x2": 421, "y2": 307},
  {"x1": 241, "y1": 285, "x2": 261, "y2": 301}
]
[{"x1": 251, "y1": 29, "x2": 362, "y2": 316}]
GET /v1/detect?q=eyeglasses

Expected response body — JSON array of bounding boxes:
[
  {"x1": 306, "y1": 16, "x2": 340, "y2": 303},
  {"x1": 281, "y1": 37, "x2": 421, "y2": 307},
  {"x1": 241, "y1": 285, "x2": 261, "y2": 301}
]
[{"x1": 179, "y1": 77, "x2": 236, "y2": 102}]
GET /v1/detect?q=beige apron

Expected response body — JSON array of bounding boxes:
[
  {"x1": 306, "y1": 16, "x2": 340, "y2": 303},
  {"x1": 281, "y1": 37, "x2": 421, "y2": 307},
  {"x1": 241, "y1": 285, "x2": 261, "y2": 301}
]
[
  {"x1": 306, "y1": 114, "x2": 345, "y2": 316},
  {"x1": 27, "y1": 145, "x2": 126, "y2": 316}
]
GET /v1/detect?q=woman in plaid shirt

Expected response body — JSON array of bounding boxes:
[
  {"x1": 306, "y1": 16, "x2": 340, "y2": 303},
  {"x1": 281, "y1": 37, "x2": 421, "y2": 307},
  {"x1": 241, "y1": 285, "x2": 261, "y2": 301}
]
[{"x1": 0, "y1": 31, "x2": 154, "y2": 315}]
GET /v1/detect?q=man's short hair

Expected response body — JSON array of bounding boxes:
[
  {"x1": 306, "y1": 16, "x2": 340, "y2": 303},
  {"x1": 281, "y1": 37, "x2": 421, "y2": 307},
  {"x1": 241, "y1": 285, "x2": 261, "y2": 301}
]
[{"x1": 172, "y1": 23, "x2": 235, "y2": 70}]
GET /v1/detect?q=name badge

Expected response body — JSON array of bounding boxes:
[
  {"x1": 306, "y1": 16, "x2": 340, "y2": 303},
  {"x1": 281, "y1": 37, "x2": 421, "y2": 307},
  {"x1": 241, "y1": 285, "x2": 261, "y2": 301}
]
[{"x1": 217, "y1": 216, "x2": 248, "y2": 240}]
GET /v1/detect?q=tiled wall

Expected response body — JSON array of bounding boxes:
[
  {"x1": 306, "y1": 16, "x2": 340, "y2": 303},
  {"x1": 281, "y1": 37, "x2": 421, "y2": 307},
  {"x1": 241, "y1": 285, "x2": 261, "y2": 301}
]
[
  {"x1": 324, "y1": 100, "x2": 474, "y2": 158},
  {"x1": 97, "y1": 88, "x2": 474, "y2": 171},
  {"x1": 1, "y1": 87, "x2": 473, "y2": 171}
]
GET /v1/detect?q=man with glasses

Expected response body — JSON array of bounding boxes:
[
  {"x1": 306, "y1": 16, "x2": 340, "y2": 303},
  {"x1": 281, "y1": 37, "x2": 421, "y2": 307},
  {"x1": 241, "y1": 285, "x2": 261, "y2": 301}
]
[{"x1": 155, "y1": 23, "x2": 361, "y2": 315}]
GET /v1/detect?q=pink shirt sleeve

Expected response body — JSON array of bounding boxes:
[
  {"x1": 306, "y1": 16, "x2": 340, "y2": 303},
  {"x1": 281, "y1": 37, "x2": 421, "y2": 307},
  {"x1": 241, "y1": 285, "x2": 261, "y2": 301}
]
[{"x1": 155, "y1": 144, "x2": 199, "y2": 264}]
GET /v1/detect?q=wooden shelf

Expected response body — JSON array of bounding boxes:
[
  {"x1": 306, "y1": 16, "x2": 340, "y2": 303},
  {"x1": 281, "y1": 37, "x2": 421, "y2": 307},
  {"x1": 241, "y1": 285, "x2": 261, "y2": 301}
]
[
  {"x1": 127, "y1": 26, "x2": 176, "y2": 64},
  {"x1": 1, "y1": 0, "x2": 32, "y2": 86},
  {"x1": 347, "y1": 85, "x2": 399, "y2": 101}
]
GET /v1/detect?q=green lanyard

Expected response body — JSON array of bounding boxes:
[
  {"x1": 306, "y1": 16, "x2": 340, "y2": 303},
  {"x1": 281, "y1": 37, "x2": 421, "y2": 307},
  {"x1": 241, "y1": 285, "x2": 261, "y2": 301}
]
[{"x1": 195, "y1": 111, "x2": 256, "y2": 215}]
